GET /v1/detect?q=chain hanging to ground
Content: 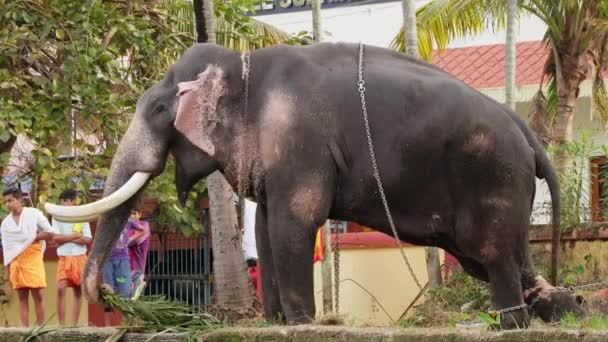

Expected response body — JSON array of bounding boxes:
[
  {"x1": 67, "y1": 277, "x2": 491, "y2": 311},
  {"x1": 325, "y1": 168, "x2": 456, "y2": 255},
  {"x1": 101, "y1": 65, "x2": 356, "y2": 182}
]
[
  {"x1": 356, "y1": 42, "x2": 422, "y2": 291},
  {"x1": 333, "y1": 222, "x2": 340, "y2": 313}
]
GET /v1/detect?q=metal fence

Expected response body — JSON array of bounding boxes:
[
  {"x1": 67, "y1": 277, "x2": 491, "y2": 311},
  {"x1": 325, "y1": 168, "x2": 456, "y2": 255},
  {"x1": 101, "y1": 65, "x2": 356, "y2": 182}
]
[{"x1": 143, "y1": 209, "x2": 212, "y2": 312}]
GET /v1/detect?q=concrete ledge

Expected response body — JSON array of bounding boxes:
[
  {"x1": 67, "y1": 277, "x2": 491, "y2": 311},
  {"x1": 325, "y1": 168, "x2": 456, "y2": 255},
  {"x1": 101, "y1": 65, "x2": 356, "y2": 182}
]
[{"x1": 2, "y1": 326, "x2": 608, "y2": 341}]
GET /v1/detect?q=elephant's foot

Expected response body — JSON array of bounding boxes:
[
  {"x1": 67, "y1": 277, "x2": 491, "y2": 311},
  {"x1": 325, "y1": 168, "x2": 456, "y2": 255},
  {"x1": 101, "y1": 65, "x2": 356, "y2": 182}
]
[
  {"x1": 284, "y1": 311, "x2": 315, "y2": 325},
  {"x1": 485, "y1": 259, "x2": 530, "y2": 330},
  {"x1": 488, "y1": 308, "x2": 530, "y2": 330}
]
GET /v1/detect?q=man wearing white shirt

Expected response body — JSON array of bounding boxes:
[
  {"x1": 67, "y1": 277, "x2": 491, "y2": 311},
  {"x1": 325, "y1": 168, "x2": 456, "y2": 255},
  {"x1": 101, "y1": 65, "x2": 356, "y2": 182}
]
[
  {"x1": 52, "y1": 188, "x2": 91, "y2": 326},
  {"x1": 0, "y1": 188, "x2": 56, "y2": 327}
]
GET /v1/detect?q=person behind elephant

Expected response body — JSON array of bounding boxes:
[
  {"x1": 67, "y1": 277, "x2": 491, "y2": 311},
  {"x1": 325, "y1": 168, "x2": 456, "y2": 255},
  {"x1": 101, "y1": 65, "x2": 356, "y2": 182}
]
[
  {"x1": 52, "y1": 188, "x2": 92, "y2": 326},
  {"x1": 102, "y1": 223, "x2": 131, "y2": 325},
  {"x1": 1, "y1": 187, "x2": 56, "y2": 327},
  {"x1": 126, "y1": 208, "x2": 149, "y2": 298}
]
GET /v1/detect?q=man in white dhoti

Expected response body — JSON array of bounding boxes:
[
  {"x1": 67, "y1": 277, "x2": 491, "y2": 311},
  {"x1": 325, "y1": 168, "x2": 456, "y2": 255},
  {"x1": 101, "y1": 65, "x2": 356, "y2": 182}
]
[{"x1": 1, "y1": 188, "x2": 56, "y2": 326}]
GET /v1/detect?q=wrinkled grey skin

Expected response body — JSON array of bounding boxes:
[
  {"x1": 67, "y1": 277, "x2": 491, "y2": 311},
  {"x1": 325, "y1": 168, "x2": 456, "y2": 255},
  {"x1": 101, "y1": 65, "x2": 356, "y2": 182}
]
[{"x1": 84, "y1": 43, "x2": 583, "y2": 329}]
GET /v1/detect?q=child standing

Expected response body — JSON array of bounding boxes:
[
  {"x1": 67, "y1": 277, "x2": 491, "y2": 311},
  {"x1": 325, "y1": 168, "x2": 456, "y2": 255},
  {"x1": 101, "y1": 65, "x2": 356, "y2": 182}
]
[
  {"x1": 52, "y1": 189, "x2": 91, "y2": 326},
  {"x1": 102, "y1": 223, "x2": 130, "y2": 326},
  {"x1": 127, "y1": 208, "x2": 150, "y2": 298}
]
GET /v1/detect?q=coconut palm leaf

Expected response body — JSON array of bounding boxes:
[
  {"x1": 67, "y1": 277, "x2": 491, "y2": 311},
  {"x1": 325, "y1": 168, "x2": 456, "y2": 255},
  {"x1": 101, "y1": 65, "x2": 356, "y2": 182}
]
[
  {"x1": 390, "y1": 0, "x2": 511, "y2": 61},
  {"x1": 392, "y1": 0, "x2": 608, "y2": 128}
]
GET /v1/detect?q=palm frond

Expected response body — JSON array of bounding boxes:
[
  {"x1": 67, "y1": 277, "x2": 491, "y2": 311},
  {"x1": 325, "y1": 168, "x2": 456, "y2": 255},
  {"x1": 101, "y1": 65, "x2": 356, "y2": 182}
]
[
  {"x1": 390, "y1": 0, "x2": 511, "y2": 61},
  {"x1": 216, "y1": 17, "x2": 307, "y2": 51},
  {"x1": 521, "y1": 1, "x2": 564, "y2": 48},
  {"x1": 528, "y1": 89, "x2": 550, "y2": 146},
  {"x1": 101, "y1": 290, "x2": 223, "y2": 333}
]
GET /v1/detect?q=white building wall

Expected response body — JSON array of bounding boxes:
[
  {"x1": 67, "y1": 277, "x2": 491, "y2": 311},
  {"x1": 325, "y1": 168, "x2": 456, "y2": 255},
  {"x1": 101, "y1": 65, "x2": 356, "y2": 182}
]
[{"x1": 253, "y1": 1, "x2": 547, "y2": 49}]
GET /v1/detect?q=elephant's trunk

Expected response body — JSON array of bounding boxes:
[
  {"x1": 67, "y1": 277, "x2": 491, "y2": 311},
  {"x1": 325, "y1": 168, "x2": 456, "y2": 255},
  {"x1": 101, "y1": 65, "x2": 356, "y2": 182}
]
[
  {"x1": 83, "y1": 190, "x2": 141, "y2": 302},
  {"x1": 78, "y1": 116, "x2": 168, "y2": 302}
]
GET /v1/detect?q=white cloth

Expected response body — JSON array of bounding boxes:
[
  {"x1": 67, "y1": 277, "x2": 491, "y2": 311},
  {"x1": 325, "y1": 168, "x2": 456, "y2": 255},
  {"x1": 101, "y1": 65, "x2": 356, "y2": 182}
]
[
  {"x1": 53, "y1": 219, "x2": 91, "y2": 256},
  {"x1": 242, "y1": 199, "x2": 258, "y2": 260},
  {"x1": 0, "y1": 207, "x2": 56, "y2": 265}
]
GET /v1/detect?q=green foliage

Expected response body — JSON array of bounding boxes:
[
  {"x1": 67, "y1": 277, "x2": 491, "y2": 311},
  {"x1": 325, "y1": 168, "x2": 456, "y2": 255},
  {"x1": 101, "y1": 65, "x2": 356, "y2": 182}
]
[
  {"x1": 0, "y1": 0, "x2": 192, "y2": 207},
  {"x1": 99, "y1": 289, "x2": 223, "y2": 341},
  {"x1": 144, "y1": 158, "x2": 207, "y2": 236},
  {"x1": 549, "y1": 133, "x2": 597, "y2": 229},
  {"x1": 543, "y1": 132, "x2": 608, "y2": 230},
  {"x1": 561, "y1": 312, "x2": 608, "y2": 330},
  {"x1": 477, "y1": 312, "x2": 500, "y2": 327},
  {"x1": 0, "y1": 0, "x2": 304, "y2": 233}
]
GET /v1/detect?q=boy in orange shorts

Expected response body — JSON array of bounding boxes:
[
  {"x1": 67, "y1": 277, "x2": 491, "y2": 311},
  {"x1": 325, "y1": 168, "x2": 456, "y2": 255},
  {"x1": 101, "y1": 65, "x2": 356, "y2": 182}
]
[
  {"x1": 1, "y1": 188, "x2": 56, "y2": 327},
  {"x1": 52, "y1": 189, "x2": 91, "y2": 326}
]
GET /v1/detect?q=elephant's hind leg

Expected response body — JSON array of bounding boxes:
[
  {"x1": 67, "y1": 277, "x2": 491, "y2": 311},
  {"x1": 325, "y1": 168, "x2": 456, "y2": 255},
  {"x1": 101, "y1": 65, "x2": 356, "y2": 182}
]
[{"x1": 477, "y1": 195, "x2": 532, "y2": 329}]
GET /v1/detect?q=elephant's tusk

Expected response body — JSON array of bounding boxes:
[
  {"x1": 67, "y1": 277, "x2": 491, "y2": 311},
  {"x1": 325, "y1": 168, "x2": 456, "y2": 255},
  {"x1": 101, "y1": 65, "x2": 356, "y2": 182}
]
[
  {"x1": 44, "y1": 171, "x2": 151, "y2": 220},
  {"x1": 52, "y1": 213, "x2": 100, "y2": 224}
]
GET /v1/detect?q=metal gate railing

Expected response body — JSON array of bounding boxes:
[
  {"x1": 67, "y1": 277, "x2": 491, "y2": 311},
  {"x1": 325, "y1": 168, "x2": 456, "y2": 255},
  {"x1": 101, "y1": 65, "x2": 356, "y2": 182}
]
[{"x1": 144, "y1": 209, "x2": 212, "y2": 312}]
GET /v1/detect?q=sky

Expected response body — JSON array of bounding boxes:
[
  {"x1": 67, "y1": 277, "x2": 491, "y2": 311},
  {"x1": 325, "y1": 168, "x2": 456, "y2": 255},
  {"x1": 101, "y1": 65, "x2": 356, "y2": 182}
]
[{"x1": 253, "y1": 0, "x2": 548, "y2": 49}]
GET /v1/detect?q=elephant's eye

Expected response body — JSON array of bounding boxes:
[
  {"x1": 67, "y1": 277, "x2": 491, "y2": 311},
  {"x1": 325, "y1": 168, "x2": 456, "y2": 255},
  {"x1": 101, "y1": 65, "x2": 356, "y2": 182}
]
[{"x1": 151, "y1": 102, "x2": 166, "y2": 115}]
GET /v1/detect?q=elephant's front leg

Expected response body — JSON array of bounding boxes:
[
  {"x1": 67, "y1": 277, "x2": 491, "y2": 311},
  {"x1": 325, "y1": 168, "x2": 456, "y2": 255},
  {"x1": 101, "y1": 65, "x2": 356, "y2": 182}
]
[
  {"x1": 265, "y1": 172, "x2": 334, "y2": 324},
  {"x1": 266, "y1": 207, "x2": 319, "y2": 324},
  {"x1": 254, "y1": 203, "x2": 285, "y2": 322}
]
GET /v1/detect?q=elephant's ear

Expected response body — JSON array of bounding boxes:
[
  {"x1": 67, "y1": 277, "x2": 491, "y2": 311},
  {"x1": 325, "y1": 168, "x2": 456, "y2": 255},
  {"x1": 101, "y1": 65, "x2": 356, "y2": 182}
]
[{"x1": 174, "y1": 65, "x2": 226, "y2": 156}]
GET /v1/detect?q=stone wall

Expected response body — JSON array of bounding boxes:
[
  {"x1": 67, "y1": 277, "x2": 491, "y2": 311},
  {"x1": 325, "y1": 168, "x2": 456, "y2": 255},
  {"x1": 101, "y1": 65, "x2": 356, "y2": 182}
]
[{"x1": 2, "y1": 326, "x2": 608, "y2": 342}]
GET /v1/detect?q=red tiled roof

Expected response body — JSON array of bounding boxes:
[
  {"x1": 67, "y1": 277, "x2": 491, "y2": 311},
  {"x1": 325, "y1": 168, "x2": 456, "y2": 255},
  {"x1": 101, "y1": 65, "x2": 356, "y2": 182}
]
[{"x1": 432, "y1": 41, "x2": 548, "y2": 89}]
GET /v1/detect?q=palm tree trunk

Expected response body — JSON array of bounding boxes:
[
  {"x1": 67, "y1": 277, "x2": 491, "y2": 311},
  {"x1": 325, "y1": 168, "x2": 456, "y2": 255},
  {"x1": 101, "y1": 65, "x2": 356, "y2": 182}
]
[
  {"x1": 402, "y1": 0, "x2": 442, "y2": 287},
  {"x1": 310, "y1": 0, "x2": 332, "y2": 314},
  {"x1": 312, "y1": 0, "x2": 322, "y2": 43},
  {"x1": 193, "y1": 0, "x2": 255, "y2": 314},
  {"x1": 553, "y1": 90, "x2": 576, "y2": 175},
  {"x1": 550, "y1": 85, "x2": 576, "y2": 285},
  {"x1": 202, "y1": 0, "x2": 215, "y2": 44},
  {"x1": 505, "y1": 0, "x2": 517, "y2": 110},
  {"x1": 207, "y1": 172, "x2": 254, "y2": 310},
  {"x1": 401, "y1": 0, "x2": 417, "y2": 57}
]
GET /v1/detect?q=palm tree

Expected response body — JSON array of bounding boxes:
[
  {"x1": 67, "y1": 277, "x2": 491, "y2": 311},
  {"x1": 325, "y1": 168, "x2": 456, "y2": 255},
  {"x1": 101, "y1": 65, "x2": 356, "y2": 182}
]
[
  {"x1": 505, "y1": 0, "x2": 517, "y2": 110},
  {"x1": 162, "y1": 0, "x2": 306, "y2": 316},
  {"x1": 192, "y1": 0, "x2": 256, "y2": 316},
  {"x1": 391, "y1": 0, "x2": 608, "y2": 286},
  {"x1": 312, "y1": 0, "x2": 322, "y2": 42},
  {"x1": 402, "y1": 0, "x2": 418, "y2": 57}
]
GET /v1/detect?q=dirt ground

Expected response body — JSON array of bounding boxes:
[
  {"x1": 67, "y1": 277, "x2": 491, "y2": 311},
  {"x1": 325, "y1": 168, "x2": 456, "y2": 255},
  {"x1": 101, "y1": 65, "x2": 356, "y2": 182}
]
[{"x1": 3, "y1": 325, "x2": 608, "y2": 342}]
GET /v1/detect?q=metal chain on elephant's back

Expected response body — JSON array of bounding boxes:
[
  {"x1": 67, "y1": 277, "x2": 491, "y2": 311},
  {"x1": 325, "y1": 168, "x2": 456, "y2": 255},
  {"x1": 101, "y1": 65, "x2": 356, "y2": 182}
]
[
  {"x1": 238, "y1": 51, "x2": 252, "y2": 201},
  {"x1": 356, "y1": 43, "x2": 423, "y2": 291}
]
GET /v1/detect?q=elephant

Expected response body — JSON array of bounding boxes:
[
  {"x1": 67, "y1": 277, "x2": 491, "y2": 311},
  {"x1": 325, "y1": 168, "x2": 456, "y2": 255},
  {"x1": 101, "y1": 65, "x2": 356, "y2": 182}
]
[{"x1": 45, "y1": 42, "x2": 583, "y2": 328}]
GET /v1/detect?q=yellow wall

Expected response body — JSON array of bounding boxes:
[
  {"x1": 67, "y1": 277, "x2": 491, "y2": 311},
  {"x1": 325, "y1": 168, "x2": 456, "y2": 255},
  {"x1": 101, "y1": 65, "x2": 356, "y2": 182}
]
[
  {"x1": 314, "y1": 246, "x2": 443, "y2": 326},
  {"x1": 0, "y1": 261, "x2": 88, "y2": 327}
]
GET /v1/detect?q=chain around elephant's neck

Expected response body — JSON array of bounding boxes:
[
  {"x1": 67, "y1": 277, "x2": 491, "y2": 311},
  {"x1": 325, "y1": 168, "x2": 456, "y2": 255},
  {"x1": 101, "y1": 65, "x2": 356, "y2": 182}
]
[{"x1": 236, "y1": 50, "x2": 251, "y2": 199}]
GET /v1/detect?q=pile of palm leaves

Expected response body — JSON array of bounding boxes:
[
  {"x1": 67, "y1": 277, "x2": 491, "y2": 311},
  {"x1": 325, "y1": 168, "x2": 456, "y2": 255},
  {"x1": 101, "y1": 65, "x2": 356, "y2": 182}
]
[{"x1": 101, "y1": 289, "x2": 223, "y2": 340}]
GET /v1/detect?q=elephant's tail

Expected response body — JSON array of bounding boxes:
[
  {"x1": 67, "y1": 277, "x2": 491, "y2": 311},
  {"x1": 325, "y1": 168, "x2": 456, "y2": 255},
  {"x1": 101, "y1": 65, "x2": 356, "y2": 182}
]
[
  {"x1": 534, "y1": 141, "x2": 561, "y2": 286},
  {"x1": 503, "y1": 107, "x2": 561, "y2": 285}
]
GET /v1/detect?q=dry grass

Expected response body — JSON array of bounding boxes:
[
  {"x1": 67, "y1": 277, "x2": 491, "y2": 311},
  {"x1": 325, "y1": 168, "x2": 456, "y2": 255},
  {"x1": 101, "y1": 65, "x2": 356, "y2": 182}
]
[{"x1": 398, "y1": 270, "x2": 490, "y2": 328}]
